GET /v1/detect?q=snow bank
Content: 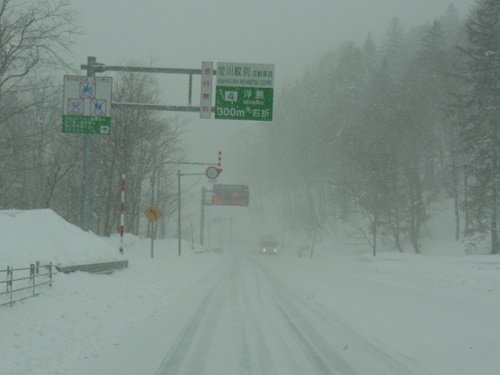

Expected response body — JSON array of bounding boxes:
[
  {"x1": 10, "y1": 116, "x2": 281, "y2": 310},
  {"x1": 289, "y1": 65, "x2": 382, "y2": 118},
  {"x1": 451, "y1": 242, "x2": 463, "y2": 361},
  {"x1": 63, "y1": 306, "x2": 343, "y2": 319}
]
[{"x1": 0, "y1": 209, "x2": 123, "y2": 267}]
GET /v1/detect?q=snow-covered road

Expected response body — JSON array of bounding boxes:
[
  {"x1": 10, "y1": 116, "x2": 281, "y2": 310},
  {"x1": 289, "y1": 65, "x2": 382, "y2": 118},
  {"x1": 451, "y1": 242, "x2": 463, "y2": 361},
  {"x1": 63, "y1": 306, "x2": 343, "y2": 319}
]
[
  {"x1": 155, "y1": 253, "x2": 420, "y2": 375},
  {"x1": 3, "y1": 234, "x2": 499, "y2": 375}
]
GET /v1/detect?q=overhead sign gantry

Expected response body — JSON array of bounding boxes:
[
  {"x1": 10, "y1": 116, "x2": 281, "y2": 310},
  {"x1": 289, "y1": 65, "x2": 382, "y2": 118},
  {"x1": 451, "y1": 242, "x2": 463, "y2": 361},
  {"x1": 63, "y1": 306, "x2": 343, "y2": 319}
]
[
  {"x1": 64, "y1": 57, "x2": 272, "y2": 232},
  {"x1": 73, "y1": 58, "x2": 274, "y2": 123}
]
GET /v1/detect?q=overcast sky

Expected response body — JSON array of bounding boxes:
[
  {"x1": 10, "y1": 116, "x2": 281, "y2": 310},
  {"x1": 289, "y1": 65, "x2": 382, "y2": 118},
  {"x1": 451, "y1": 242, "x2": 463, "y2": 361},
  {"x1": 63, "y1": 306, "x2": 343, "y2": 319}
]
[{"x1": 69, "y1": 0, "x2": 475, "y2": 85}]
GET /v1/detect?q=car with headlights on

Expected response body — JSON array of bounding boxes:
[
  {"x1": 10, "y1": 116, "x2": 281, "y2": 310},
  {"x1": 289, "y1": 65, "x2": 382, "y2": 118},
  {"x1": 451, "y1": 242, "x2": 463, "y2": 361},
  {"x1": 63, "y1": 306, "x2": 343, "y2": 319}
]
[{"x1": 259, "y1": 234, "x2": 279, "y2": 255}]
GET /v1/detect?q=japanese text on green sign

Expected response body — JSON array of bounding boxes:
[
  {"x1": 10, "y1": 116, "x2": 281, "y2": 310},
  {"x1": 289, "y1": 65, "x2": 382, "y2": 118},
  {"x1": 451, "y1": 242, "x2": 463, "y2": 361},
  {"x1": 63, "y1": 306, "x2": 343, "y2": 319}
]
[{"x1": 215, "y1": 62, "x2": 274, "y2": 121}]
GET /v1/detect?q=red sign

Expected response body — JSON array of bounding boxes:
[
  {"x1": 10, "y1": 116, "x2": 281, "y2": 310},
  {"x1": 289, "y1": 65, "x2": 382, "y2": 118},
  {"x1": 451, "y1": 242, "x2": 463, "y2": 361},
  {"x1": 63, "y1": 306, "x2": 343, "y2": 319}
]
[{"x1": 212, "y1": 184, "x2": 249, "y2": 206}]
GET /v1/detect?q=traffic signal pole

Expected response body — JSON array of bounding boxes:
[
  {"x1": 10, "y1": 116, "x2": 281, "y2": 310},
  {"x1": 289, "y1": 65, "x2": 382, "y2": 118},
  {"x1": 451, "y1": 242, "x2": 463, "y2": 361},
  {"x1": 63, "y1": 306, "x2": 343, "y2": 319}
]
[{"x1": 200, "y1": 187, "x2": 206, "y2": 246}]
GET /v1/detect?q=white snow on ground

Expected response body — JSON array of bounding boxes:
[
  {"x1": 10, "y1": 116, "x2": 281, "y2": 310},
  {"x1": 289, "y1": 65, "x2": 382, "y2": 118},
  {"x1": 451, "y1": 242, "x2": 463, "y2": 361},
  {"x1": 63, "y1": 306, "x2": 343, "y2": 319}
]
[
  {"x1": 1, "y1": 208, "x2": 500, "y2": 374},
  {"x1": 0, "y1": 209, "x2": 122, "y2": 266}
]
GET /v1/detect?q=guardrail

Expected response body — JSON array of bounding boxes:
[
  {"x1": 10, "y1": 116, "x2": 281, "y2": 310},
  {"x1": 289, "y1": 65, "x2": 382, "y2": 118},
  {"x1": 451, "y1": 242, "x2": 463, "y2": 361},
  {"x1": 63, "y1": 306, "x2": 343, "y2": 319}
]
[
  {"x1": 56, "y1": 260, "x2": 128, "y2": 274},
  {"x1": 0, "y1": 262, "x2": 54, "y2": 307}
]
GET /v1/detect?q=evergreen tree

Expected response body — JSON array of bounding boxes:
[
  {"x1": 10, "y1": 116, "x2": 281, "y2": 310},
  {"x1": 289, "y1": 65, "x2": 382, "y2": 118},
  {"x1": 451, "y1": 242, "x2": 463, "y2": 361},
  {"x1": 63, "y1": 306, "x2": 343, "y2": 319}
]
[{"x1": 457, "y1": 0, "x2": 500, "y2": 253}]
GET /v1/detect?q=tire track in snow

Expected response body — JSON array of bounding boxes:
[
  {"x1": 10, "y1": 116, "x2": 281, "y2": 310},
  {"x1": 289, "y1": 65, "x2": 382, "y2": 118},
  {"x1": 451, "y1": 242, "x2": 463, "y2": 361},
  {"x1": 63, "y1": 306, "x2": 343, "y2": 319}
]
[
  {"x1": 157, "y1": 253, "x2": 420, "y2": 375},
  {"x1": 275, "y1": 301, "x2": 355, "y2": 375},
  {"x1": 254, "y1": 261, "x2": 358, "y2": 375},
  {"x1": 250, "y1": 256, "x2": 357, "y2": 375},
  {"x1": 236, "y1": 257, "x2": 279, "y2": 375},
  {"x1": 251, "y1": 254, "x2": 332, "y2": 374},
  {"x1": 252, "y1": 256, "x2": 421, "y2": 375},
  {"x1": 154, "y1": 265, "x2": 234, "y2": 375},
  {"x1": 155, "y1": 257, "x2": 282, "y2": 375},
  {"x1": 278, "y1": 289, "x2": 422, "y2": 375}
]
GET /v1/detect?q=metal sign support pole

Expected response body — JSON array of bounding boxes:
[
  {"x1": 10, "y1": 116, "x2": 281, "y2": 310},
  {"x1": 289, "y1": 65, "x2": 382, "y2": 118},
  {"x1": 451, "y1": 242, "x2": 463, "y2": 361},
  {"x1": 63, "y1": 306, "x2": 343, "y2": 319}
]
[
  {"x1": 177, "y1": 170, "x2": 182, "y2": 256},
  {"x1": 80, "y1": 61, "x2": 215, "y2": 113},
  {"x1": 119, "y1": 174, "x2": 126, "y2": 254},
  {"x1": 150, "y1": 172, "x2": 155, "y2": 258},
  {"x1": 80, "y1": 56, "x2": 96, "y2": 231},
  {"x1": 177, "y1": 170, "x2": 209, "y2": 256},
  {"x1": 200, "y1": 187, "x2": 206, "y2": 246}
]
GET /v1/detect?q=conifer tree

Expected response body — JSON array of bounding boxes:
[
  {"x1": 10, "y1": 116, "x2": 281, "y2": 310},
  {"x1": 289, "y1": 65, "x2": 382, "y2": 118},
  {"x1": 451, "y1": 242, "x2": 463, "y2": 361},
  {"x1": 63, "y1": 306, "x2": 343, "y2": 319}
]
[{"x1": 457, "y1": 0, "x2": 500, "y2": 253}]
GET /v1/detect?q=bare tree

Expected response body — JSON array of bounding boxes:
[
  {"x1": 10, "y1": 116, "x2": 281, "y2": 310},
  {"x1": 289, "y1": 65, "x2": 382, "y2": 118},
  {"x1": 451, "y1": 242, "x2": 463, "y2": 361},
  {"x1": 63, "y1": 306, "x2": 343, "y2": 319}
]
[
  {"x1": 87, "y1": 70, "x2": 184, "y2": 237},
  {"x1": 0, "y1": 0, "x2": 76, "y2": 116},
  {"x1": 0, "y1": 0, "x2": 77, "y2": 209}
]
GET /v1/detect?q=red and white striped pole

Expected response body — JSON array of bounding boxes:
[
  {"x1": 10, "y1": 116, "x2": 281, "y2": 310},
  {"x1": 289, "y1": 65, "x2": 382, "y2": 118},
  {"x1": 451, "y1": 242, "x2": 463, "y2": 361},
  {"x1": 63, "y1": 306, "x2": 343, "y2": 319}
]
[
  {"x1": 217, "y1": 151, "x2": 222, "y2": 171},
  {"x1": 119, "y1": 174, "x2": 126, "y2": 254}
]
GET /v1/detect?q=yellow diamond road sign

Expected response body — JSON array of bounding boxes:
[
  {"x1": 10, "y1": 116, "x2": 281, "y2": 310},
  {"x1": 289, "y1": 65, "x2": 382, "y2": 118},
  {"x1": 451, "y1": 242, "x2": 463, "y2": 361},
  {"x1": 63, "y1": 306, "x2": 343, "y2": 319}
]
[{"x1": 144, "y1": 206, "x2": 162, "y2": 222}]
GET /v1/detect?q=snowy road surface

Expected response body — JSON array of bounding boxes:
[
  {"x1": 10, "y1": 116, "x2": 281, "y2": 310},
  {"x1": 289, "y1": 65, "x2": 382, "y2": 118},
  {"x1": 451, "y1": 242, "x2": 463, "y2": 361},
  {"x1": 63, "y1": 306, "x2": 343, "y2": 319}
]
[
  {"x1": 4, "y1": 241, "x2": 499, "y2": 375},
  {"x1": 154, "y1": 254, "x2": 420, "y2": 375}
]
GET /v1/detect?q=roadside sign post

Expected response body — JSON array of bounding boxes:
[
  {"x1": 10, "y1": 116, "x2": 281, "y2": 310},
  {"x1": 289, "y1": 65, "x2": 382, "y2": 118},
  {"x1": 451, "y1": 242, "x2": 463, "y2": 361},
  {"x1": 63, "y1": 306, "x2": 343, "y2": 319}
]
[
  {"x1": 119, "y1": 174, "x2": 126, "y2": 255},
  {"x1": 144, "y1": 206, "x2": 162, "y2": 258},
  {"x1": 200, "y1": 184, "x2": 249, "y2": 246},
  {"x1": 63, "y1": 57, "x2": 113, "y2": 232},
  {"x1": 200, "y1": 187, "x2": 206, "y2": 246}
]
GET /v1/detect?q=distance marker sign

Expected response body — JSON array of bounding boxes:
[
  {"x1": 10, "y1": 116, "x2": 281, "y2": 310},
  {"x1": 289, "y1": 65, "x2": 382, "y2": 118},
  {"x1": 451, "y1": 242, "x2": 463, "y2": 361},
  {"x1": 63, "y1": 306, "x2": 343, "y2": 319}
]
[{"x1": 215, "y1": 62, "x2": 274, "y2": 121}]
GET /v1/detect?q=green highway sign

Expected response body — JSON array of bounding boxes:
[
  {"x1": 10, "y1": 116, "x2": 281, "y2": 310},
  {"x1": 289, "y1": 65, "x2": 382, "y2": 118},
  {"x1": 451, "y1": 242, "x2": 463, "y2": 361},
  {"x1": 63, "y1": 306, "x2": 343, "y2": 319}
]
[
  {"x1": 62, "y1": 75, "x2": 112, "y2": 134},
  {"x1": 62, "y1": 115, "x2": 111, "y2": 134},
  {"x1": 215, "y1": 62, "x2": 274, "y2": 121},
  {"x1": 215, "y1": 87, "x2": 273, "y2": 121}
]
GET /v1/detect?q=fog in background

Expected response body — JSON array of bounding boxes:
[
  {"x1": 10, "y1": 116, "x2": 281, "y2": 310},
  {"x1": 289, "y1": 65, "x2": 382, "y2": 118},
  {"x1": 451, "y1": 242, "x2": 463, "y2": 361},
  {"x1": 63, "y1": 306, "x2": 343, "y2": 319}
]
[
  {"x1": 70, "y1": 0, "x2": 474, "y2": 83},
  {"x1": 4, "y1": 2, "x2": 500, "y2": 373},
  {"x1": 67, "y1": 0, "x2": 476, "y2": 245}
]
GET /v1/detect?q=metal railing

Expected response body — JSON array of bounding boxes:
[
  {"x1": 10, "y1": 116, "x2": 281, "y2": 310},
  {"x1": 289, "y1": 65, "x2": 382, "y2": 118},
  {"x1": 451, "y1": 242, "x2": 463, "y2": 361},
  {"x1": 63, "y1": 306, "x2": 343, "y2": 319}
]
[{"x1": 0, "y1": 262, "x2": 54, "y2": 307}]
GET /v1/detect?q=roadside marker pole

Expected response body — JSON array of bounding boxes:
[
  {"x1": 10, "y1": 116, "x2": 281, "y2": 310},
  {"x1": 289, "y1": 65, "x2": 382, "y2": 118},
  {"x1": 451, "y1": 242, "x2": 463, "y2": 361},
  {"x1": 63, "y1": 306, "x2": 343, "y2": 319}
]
[{"x1": 119, "y1": 174, "x2": 126, "y2": 254}]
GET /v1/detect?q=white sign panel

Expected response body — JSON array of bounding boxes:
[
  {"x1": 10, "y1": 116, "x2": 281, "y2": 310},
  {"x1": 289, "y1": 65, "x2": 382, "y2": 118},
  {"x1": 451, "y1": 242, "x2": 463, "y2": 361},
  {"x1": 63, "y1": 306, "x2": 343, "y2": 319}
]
[
  {"x1": 62, "y1": 75, "x2": 113, "y2": 134},
  {"x1": 63, "y1": 75, "x2": 112, "y2": 117},
  {"x1": 215, "y1": 62, "x2": 274, "y2": 88},
  {"x1": 200, "y1": 62, "x2": 213, "y2": 119}
]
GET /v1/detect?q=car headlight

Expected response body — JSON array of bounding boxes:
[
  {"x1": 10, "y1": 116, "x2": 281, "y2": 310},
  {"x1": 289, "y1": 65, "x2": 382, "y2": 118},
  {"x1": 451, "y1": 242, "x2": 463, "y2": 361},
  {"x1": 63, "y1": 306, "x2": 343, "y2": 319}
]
[
  {"x1": 273, "y1": 248, "x2": 277, "y2": 253},
  {"x1": 262, "y1": 248, "x2": 266, "y2": 253}
]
